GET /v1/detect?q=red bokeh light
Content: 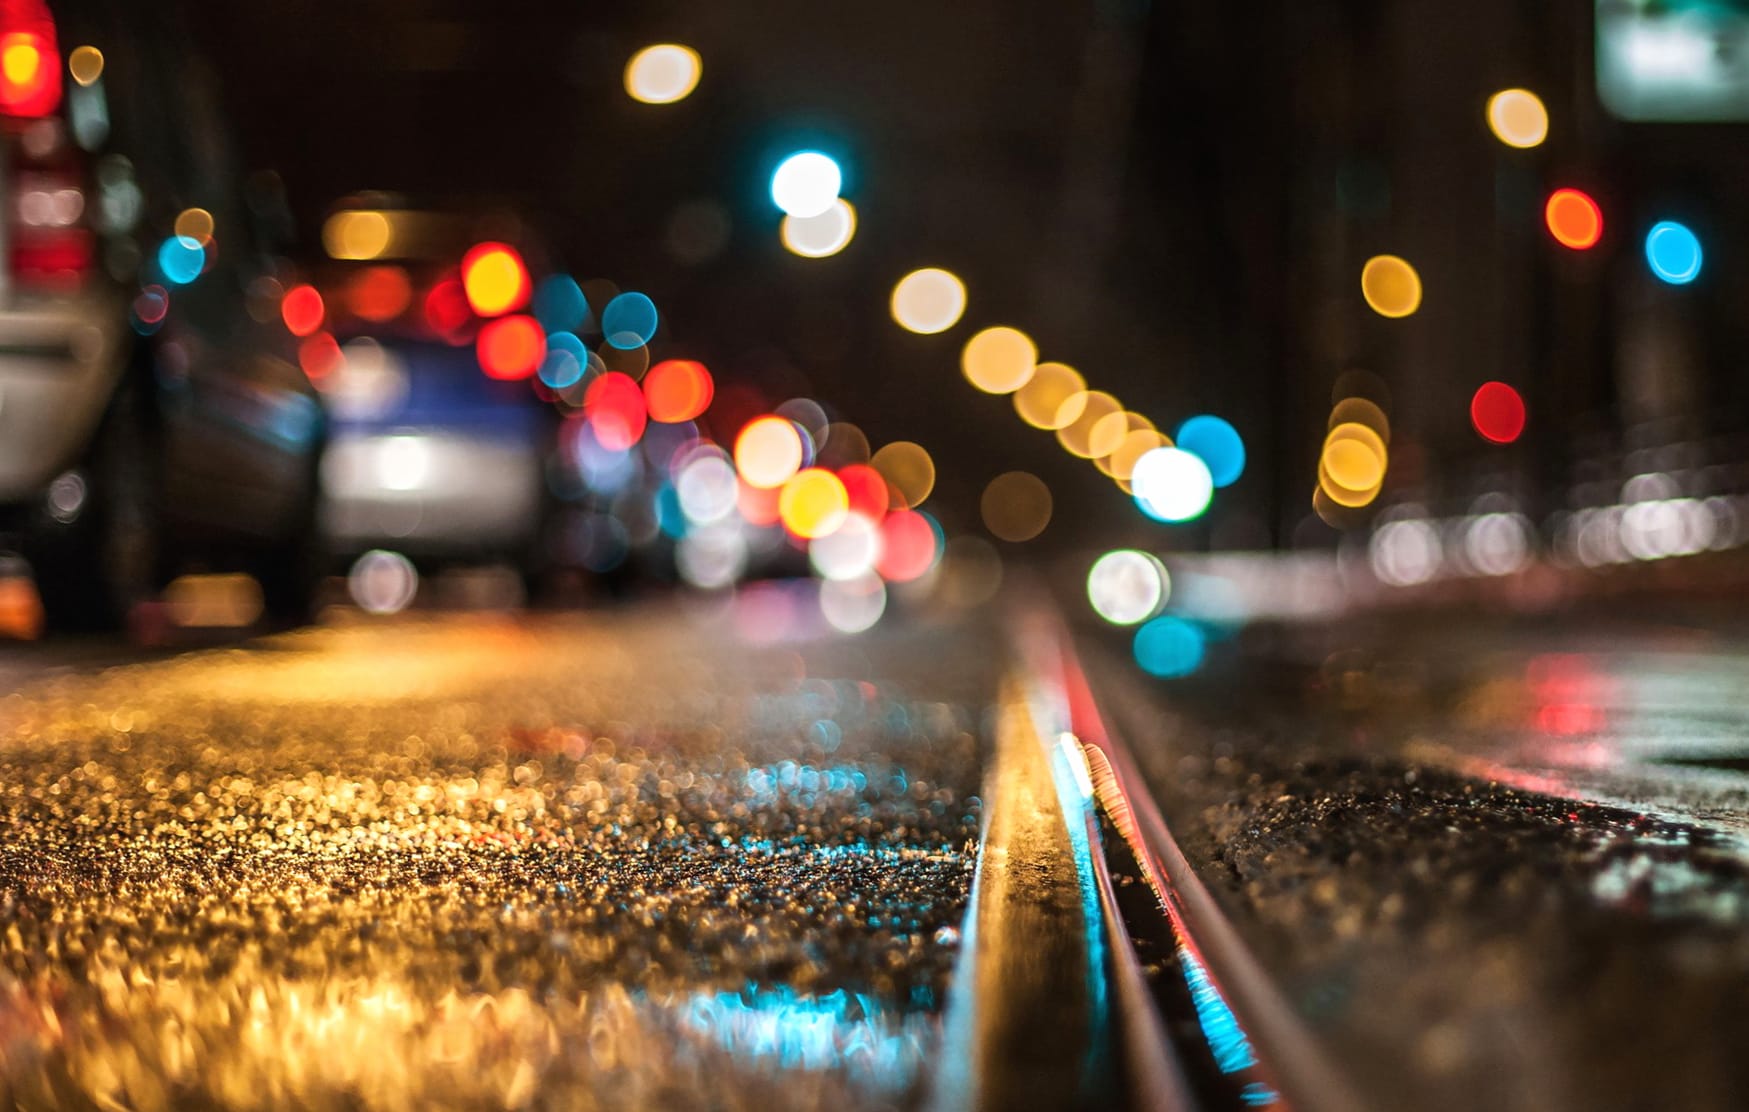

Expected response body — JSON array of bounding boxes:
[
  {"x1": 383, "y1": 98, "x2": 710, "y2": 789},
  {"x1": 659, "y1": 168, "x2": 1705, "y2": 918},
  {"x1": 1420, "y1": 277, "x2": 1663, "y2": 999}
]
[
  {"x1": 280, "y1": 284, "x2": 324, "y2": 337},
  {"x1": 0, "y1": 27, "x2": 62, "y2": 119},
  {"x1": 476, "y1": 314, "x2": 546, "y2": 381},
  {"x1": 1544, "y1": 188, "x2": 1603, "y2": 250},
  {"x1": 347, "y1": 265, "x2": 413, "y2": 322},
  {"x1": 838, "y1": 463, "x2": 890, "y2": 519},
  {"x1": 297, "y1": 332, "x2": 343, "y2": 381},
  {"x1": 1470, "y1": 381, "x2": 1526, "y2": 444},
  {"x1": 423, "y1": 276, "x2": 473, "y2": 342},
  {"x1": 737, "y1": 480, "x2": 782, "y2": 527},
  {"x1": 876, "y1": 510, "x2": 938, "y2": 582},
  {"x1": 643, "y1": 359, "x2": 714, "y2": 423},
  {"x1": 584, "y1": 371, "x2": 648, "y2": 451}
]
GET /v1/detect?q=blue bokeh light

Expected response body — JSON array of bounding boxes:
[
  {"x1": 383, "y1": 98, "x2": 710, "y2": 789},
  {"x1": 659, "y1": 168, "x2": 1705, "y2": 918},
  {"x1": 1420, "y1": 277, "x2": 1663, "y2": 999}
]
[
  {"x1": 539, "y1": 331, "x2": 588, "y2": 389},
  {"x1": 1133, "y1": 615, "x2": 1206, "y2": 678},
  {"x1": 532, "y1": 275, "x2": 588, "y2": 334},
  {"x1": 1645, "y1": 220, "x2": 1701, "y2": 285},
  {"x1": 601, "y1": 291, "x2": 659, "y2": 349},
  {"x1": 157, "y1": 236, "x2": 205, "y2": 285},
  {"x1": 1175, "y1": 415, "x2": 1246, "y2": 488}
]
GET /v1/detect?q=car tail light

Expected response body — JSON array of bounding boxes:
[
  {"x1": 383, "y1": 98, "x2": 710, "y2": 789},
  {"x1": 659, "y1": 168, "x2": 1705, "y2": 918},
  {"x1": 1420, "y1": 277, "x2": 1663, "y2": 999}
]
[
  {"x1": 10, "y1": 167, "x2": 91, "y2": 290},
  {"x1": 0, "y1": 1, "x2": 61, "y2": 119}
]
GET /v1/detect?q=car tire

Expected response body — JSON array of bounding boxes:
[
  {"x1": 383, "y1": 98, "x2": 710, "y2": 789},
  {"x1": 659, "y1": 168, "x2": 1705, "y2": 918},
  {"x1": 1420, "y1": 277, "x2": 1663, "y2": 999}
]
[
  {"x1": 253, "y1": 456, "x2": 325, "y2": 628},
  {"x1": 30, "y1": 378, "x2": 166, "y2": 631}
]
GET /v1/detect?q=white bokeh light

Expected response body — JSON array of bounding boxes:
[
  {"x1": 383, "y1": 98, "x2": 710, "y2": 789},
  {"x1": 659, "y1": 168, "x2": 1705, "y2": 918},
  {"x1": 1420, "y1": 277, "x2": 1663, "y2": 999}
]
[{"x1": 770, "y1": 151, "x2": 843, "y2": 219}]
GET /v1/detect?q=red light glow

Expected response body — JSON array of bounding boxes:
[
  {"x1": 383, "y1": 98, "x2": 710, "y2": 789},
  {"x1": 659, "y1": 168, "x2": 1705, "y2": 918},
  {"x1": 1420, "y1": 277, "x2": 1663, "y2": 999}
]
[
  {"x1": 1544, "y1": 189, "x2": 1603, "y2": 250},
  {"x1": 280, "y1": 284, "x2": 325, "y2": 337},
  {"x1": 643, "y1": 359, "x2": 714, "y2": 423},
  {"x1": 298, "y1": 332, "x2": 343, "y2": 380},
  {"x1": 0, "y1": 28, "x2": 61, "y2": 119},
  {"x1": 1470, "y1": 382, "x2": 1526, "y2": 444},
  {"x1": 838, "y1": 463, "x2": 890, "y2": 520},
  {"x1": 423, "y1": 277, "x2": 472, "y2": 341},
  {"x1": 584, "y1": 371, "x2": 647, "y2": 450},
  {"x1": 476, "y1": 314, "x2": 545, "y2": 380},
  {"x1": 347, "y1": 265, "x2": 413, "y2": 322},
  {"x1": 875, "y1": 510, "x2": 938, "y2": 582}
]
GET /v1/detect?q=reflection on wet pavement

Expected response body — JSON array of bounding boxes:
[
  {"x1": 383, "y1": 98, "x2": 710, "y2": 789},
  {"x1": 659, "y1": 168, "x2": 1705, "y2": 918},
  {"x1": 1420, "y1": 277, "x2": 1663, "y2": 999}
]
[{"x1": 0, "y1": 609, "x2": 993, "y2": 1109}]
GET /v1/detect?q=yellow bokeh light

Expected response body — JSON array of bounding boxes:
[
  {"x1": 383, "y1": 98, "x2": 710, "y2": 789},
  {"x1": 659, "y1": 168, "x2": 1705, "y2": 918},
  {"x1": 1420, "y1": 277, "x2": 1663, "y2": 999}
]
[
  {"x1": 323, "y1": 210, "x2": 393, "y2": 261},
  {"x1": 891, "y1": 268, "x2": 967, "y2": 335},
  {"x1": 735, "y1": 416, "x2": 805, "y2": 490},
  {"x1": 3, "y1": 42, "x2": 40, "y2": 86},
  {"x1": 778, "y1": 469, "x2": 850, "y2": 539},
  {"x1": 870, "y1": 440, "x2": 935, "y2": 508},
  {"x1": 980, "y1": 471, "x2": 1053, "y2": 542},
  {"x1": 1055, "y1": 391, "x2": 1120, "y2": 458},
  {"x1": 174, "y1": 207, "x2": 215, "y2": 247},
  {"x1": 1319, "y1": 421, "x2": 1388, "y2": 508},
  {"x1": 1013, "y1": 362, "x2": 1086, "y2": 429},
  {"x1": 1090, "y1": 411, "x2": 1152, "y2": 472},
  {"x1": 1360, "y1": 255, "x2": 1421, "y2": 319},
  {"x1": 1105, "y1": 428, "x2": 1170, "y2": 482},
  {"x1": 1328, "y1": 396, "x2": 1391, "y2": 443},
  {"x1": 961, "y1": 326, "x2": 1037, "y2": 394},
  {"x1": 1486, "y1": 88, "x2": 1547, "y2": 149},
  {"x1": 68, "y1": 45, "x2": 103, "y2": 86},
  {"x1": 780, "y1": 199, "x2": 856, "y2": 258},
  {"x1": 625, "y1": 44, "x2": 702, "y2": 105}
]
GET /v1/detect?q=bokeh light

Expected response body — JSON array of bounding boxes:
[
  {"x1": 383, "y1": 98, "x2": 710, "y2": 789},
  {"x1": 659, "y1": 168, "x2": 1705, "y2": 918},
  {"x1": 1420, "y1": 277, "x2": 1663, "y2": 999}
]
[
  {"x1": 348, "y1": 550, "x2": 419, "y2": 615},
  {"x1": 1106, "y1": 428, "x2": 1170, "y2": 483},
  {"x1": 1486, "y1": 88, "x2": 1548, "y2": 148},
  {"x1": 532, "y1": 275, "x2": 588, "y2": 334},
  {"x1": 820, "y1": 572, "x2": 887, "y2": 634},
  {"x1": 837, "y1": 463, "x2": 890, "y2": 519},
  {"x1": 781, "y1": 199, "x2": 856, "y2": 258},
  {"x1": 280, "y1": 284, "x2": 324, "y2": 337},
  {"x1": 1645, "y1": 220, "x2": 1702, "y2": 285},
  {"x1": 1470, "y1": 381, "x2": 1527, "y2": 444},
  {"x1": 1055, "y1": 391, "x2": 1120, "y2": 459},
  {"x1": 890, "y1": 268, "x2": 967, "y2": 334},
  {"x1": 875, "y1": 510, "x2": 939, "y2": 582},
  {"x1": 0, "y1": 31, "x2": 59, "y2": 118},
  {"x1": 810, "y1": 513, "x2": 882, "y2": 580},
  {"x1": 68, "y1": 45, "x2": 103, "y2": 87},
  {"x1": 1133, "y1": 616, "x2": 1206, "y2": 678},
  {"x1": 960, "y1": 326, "x2": 1037, "y2": 394},
  {"x1": 643, "y1": 359, "x2": 714, "y2": 423},
  {"x1": 1175, "y1": 415, "x2": 1245, "y2": 488},
  {"x1": 1089, "y1": 411, "x2": 1147, "y2": 470},
  {"x1": 347, "y1": 265, "x2": 414, "y2": 322},
  {"x1": 1544, "y1": 189, "x2": 1602, "y2": 250},
  {"x1": 870, "y1": 441, "x2": 935, "y2": 508},
  {"x1": 1360, "y1": 255, "x2": 1421, "y2": 318},
  {"x1": 1328, "y1": 396, "x2": 1390, "y2": 443},
  {"x1": 778, "y1": 469, "x2": 850, "y2": 539},
  {"x1": 624, "y1": 44, "x2": 701, "y2": 104},
  {"x1": 1087, "y1": 550, "x2": 1168, "y2": 626},
  {"x1": 1319, "y1": 422, "x2": 1387, "y2": 508},
  {"x1": 735, "y1": 416, "x2": 806, "y2": 489},
  {"x1": 770, "y1": 151, "x2": 843, "y2": 219},
  {"x1": 424, "y1": 277, "x2": 472, "y2": 339},
  {"x1": 601, "y1": 291, "x2": 659, "y2": 349},
  {"x1": 298, "y1": 332, "x2": 343, "y2": 380},
  {"x1": 1132, "y1": 447, "x2": 1214, "y2": 523},
  {"x1": 980, "y1": 471, "x2": 1052, "y2": 542},
  {"x1": 461, "y1": 242, "x2": 530, "y2": 317},
  {"x1": 1014, "y1": 362, "x2": 1086, "y2": 429},
  {"x1": 675, "y1": 449, "x2": 739, "y2": 525},
  {"x1": 584, "y1": 371, "x2": 648, "y2": 451},
  {"x1": 174, "y1": 207, "x2": 214, "y2": 247},
  {"x1": 324, "y1": 210, "x2": 393, "y2": 261},
  {"x1": 476, "y1": 314, "x2": 545, "y2": 380},
  {"x1": 157, "y1": 236, "x2": 204, "y2": 285}
]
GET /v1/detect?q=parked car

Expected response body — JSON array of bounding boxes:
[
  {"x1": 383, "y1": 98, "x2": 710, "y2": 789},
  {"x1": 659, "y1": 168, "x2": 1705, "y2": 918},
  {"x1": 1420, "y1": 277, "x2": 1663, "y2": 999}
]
[{"x1": 0, "y1": 0, "x2": 324, "y2": 628}]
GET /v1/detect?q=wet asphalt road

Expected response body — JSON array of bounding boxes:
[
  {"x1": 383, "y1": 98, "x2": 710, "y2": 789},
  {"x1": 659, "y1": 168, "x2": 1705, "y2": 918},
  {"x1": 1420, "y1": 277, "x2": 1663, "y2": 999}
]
[
  {"x1": 0, "y1": 605, "x2": 996, "y2": 1110},
  {"x1": 1085, "y1": 606, "x2": 1749, "y2": 1112}
]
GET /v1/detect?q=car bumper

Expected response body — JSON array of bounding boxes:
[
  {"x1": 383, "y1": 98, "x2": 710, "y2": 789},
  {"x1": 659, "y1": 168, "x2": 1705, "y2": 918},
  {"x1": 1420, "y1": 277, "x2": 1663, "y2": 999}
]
[
  {"x1": 319, "y1": 431, "x2": 544, "y2": 557},
  {"x1": 0, "y1": 297, "x2": 127, "y2": 504}
]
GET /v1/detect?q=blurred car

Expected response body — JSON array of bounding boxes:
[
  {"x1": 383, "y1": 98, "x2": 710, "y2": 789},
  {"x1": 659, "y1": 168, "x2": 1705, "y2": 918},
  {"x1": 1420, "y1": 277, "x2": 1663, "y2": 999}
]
[
  {"x1": 0, "y1": 0, "x2": 324, "y2": 628},
  {"x1": 305, "y1": 201, "x2": 554, "y2": 582}
]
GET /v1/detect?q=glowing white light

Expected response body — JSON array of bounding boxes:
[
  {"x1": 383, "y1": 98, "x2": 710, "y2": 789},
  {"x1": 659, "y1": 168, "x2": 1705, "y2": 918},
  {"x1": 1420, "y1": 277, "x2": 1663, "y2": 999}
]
[
  {"x1": 676, "y1": 451, "x2": 740, "y2": 525},
  {"x1": 1463, "y1": 512, "x2": 1533, "y2": 577},
  {"x1": 1131, "y1": 447, "x2": 1215, "y2": 523},
  {"x1": 376, "y1": 436, "x2": 430, "y2": 492},
  {"x1": 770, "y1": 151, "x2": 843, "y2": 219},
  {"x1": 1086, "y1": 549, "x2": 1168, "y2": 625},
  {"x1": 819, "y1": 572, "x2": 887, "y2": 633},
  {"x1": 677, "y1": 523, "x2": 747, "y2": 589},
  {"x1": 348, "y1": 550, "x2": 418, "y2": 614},
  {"x1": 781, "y1": 198, "x2": 856, "y2": 258},
  {"x1": 809, "y1": 513, "x2": 882, "y2": 580},
  {"x1": 1369, "y1": 519, "x2": 1443, "y2": 587}
]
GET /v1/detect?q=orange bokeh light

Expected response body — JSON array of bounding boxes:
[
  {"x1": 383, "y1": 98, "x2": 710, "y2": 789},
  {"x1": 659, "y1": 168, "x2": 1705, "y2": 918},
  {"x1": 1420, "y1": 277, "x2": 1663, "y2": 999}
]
[
  {"x1": 476, "y1": 314, "x2": 546, "y2": 380},
  {"x1": 460, "y1": 242, "x2": 530, "y2": 317},
  {"x1": 280, "y1": 284, "x2": 324, "y2": 337},
  {"x1": 643, "y1": 359, "x2": 715, "y2": 423},
  {"x1": 1544, "y1": 188, "x2": 1602, "y2": 250},
  {"x1": 297, "y1": 332, "x2": 343, "y2": 380},
  {"x1": 347, "y1": 265, "x2": 414, "y2": 322}
]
